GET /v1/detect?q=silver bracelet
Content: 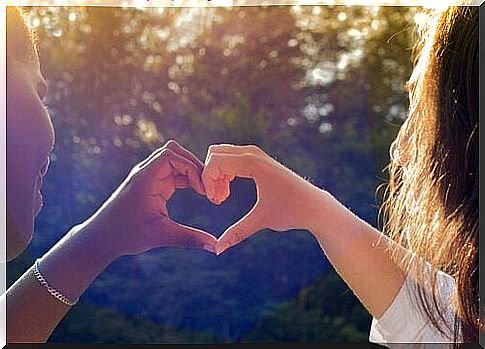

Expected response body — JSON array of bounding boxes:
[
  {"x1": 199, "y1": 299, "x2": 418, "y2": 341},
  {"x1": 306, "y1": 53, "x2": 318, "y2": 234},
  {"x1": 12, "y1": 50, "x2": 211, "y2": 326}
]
[{"x1": 33, "y1": 259, "x2": 79, "y2": 306}]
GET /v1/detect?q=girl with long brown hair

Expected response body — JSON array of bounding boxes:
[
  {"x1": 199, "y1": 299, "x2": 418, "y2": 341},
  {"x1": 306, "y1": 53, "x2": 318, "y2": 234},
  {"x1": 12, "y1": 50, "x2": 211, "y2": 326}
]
[{"x1": 204, "y1": 6, "x2": 480, "y2": 345}]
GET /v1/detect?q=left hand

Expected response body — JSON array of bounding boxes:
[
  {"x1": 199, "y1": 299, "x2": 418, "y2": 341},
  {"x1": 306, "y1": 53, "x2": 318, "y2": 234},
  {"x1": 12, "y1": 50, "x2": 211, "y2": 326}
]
[{"x1": 202, "y1": 144, "x2": 325, "y2": 254}]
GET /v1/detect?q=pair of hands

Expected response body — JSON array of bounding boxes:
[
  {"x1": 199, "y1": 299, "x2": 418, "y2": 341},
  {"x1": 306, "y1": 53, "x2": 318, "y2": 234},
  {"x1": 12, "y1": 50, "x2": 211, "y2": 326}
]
[{"x1": 91, "y1": 140, "x2": 322, "y2": 259}]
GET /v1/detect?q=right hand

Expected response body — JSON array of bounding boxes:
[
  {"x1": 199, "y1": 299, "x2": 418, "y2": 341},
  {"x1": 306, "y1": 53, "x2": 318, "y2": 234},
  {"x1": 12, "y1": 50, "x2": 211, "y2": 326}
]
[
  {"x1": 202, "y1": 144, "x2": 325, "y2": 254},
  {"x1": 84, "y1": 140, "x2": 217, "y2": 259}
]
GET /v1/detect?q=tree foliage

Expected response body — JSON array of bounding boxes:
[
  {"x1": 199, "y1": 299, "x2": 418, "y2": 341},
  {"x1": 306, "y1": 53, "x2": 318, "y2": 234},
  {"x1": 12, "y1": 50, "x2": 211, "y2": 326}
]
[{"x1": 8, "y1": 5, "x2": 417, "y2": 342}]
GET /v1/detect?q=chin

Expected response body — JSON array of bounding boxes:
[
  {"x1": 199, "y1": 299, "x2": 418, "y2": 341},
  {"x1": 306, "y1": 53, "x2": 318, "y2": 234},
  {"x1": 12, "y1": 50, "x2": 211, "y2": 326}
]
[
  {"x1": 6, "y1": 211, "x2": 34, "y2": 262},
  {"x1": 6, "y1": 244, "x2": 26, "y2": 262}
]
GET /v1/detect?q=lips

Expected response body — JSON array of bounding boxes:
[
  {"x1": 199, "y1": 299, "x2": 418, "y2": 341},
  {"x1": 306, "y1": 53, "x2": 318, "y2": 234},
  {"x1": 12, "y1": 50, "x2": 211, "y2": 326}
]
[
  {"x1": 36, "y1": 157, "x2": 50, "y2": 193},
  {"x1": 34, "y1": 157, "x2": 50, "y2": 215},
  {"x1": 40, "y1": 157, "x2": 50, "y2": 176},
  {"x1": 36, "y1": 173, "x2": 44, "y2": 189},
  {"x1": 36, "y1": 157, "x2": 48, "y2": 190},
  {"x1": 34, "y1": 179, "x2": 44, "y2": 215}
]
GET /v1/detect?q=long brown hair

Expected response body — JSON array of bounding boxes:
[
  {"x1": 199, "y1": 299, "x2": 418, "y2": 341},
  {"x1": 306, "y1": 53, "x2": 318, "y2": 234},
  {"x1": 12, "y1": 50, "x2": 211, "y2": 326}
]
[{"x1": 382, "y1": 6, "x2": 478, "y2": 343}]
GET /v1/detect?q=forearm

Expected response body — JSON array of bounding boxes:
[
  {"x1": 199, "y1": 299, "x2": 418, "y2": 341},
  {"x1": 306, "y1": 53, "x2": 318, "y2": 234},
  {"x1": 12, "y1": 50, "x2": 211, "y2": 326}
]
[
  {"x1": 5, "y1": 267, "x2": 70, "y2": 342},
  {"x1": 37, "y1": 219, "x2": 118, "y2": 300},
  {"x1": 307, "y1": 190, "x2": 409, "y2": 319},
  {"x1": 6, "y1": 221, "x2": 118, "y2": 342}
]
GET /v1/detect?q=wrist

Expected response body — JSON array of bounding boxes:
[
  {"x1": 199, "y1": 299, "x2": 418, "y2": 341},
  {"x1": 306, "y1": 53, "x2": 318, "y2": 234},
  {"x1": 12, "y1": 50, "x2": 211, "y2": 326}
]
[
  {"x1": 305, "y1": 189, "x2": 366, "y2": 240},
  {"x1": 76, "y1": 216, "x2": 124, "y2": 262},
  {"x1": 37, "y1": 222, "x2": 119, "y2": 301},
  {"x1": 304, "y1": 189, "x2": 333, "y2": 234}
]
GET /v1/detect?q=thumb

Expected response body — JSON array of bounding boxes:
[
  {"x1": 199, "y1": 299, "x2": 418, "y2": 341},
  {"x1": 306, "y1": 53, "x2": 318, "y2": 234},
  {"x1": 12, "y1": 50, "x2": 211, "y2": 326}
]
[
  {"x1": 216, "y1": 206, "x2": 265, "y2": 255},
  {"x1": 163, "y1": 220, "x2": 218, "y2": 253}
]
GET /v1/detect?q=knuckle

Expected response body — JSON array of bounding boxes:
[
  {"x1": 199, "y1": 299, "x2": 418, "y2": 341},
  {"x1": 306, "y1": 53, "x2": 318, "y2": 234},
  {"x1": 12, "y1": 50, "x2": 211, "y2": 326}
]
[
  {"x1": 245, "y1": 144, "x2": 262, "y2": 154},
  {"x1": 152, "y1": 146, "x2": 164, "y2": 155},
  {"x1": 160, "y1": 148, "x2": 174, "y2": 158},
  {"x1": 208, "y1": 144, "x2": 222, "y2": 154},
  {"x1": 135, "y1": 156, "x2": 153, "y2": 171},
  {"x1": 205, "y1": 153, "x2": 218, "y2": 167},
  {"x1": 130, "y1": 163, "x2": 142, "y2": 175},
  {"x1": 234, "y1": 230, "x2": 244, "y2": 242},
  {"x1": 149, "y1": 147, "x2": 165, "y2": 159},
  {"x1": 150, "y1": 211, "x2": 170, "y2": 224},
  {"x1": 210, "y1": 152, "x2": 222, "y2": 162},
  {"x1": 201, "y1": 166, "x2": 210, "y2": 178},
  {"x1": 165, "y1": 139, "x2": 179, "y2": 150},
  {"x1": 211, "y1": 155, "x2": 224, "y2": 171},
  {"x1": 245, "y1": 152, "x2": 259, "y2": 164},
  {"x1": 185, "y1": 235, "x2": 197, "y2": 247},
  {"x1": 128, "y1": 171, "x2": 144, "y2": 189}
]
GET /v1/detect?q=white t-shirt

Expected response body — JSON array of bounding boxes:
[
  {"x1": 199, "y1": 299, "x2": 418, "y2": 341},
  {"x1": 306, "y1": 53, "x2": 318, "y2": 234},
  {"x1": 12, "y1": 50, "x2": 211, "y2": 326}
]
[{"x1": 369, "y1": 266, "x2": 458, "y2": 348}]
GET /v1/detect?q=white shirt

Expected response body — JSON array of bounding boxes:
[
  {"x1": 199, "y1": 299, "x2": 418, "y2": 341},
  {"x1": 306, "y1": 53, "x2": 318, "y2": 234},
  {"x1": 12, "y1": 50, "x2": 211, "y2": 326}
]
[{"x1": 369, "y1": 267, "x2": 458, "y2": 348}]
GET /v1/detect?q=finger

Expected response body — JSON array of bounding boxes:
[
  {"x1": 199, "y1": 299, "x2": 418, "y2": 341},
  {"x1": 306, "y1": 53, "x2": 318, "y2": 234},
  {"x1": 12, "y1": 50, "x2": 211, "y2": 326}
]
[
  {"x1": 146, "y1": 149, "x2": 206, "y2": 196},
  {"x1": 150, "y1": 175, "x2": 176, "y2": 201},
  {"x1": 205, "y1": 152, "x2": 260, "y2": 179},
  {"x1": 203, "y1": 152, "x2": 261, "y2": 203},
  {"x1": 216, "y1": 206, "x2": 265, "y2": 255},
  {"x1": 201, "y1": 153, "x2": 220, "y2": 202},
  {"x1": 207, "y1": 144, "x2": 265, "y2": 157},
  {"x1": 137, "y1": 141, "x2": 204, "y2": 175},
  {"x1": 202, "y1": 152, "x2": 258, "y2": 203},
  {"x1": 174, "y1": 175, "x2": 190, "y2": 189},
  {"x1": 137, "y1": 147, "x2": 165, "y2": 171},
  {"x1": 165, "y1": 140, "x2": 205, "y2": 173},
  {"x1": 164, "y1": 220, "x2": 217, "y2": 253},
  {"x1": 220, "y1": 175, "x2": 232, "y2": 203},
  {"x1": 213, "y1": 177, "x2": 230, "y2": 205},
  {"x1": 167, "y1": 150, "x2": 206, "y2": 195}
]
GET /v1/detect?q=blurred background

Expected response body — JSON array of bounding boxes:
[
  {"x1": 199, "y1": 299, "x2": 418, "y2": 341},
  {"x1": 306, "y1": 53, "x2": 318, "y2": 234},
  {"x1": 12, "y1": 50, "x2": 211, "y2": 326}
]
[{"x1": 8, "y1": 5, "x2": 419, "y2": 343}]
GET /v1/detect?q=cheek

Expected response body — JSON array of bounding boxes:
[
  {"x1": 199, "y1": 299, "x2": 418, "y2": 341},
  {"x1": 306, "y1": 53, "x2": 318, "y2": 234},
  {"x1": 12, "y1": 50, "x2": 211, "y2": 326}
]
[
  {"x1": 6, "y1": 126, "x2": 37, "y2": 242},
  {"x1": 8, "y1": 66, "x2": 54, "y2": 161},
  {"x1": 6, "y1": 210, "x2": 34, "y2": 261},
  {"x1": 7, "y1": 70, "x2": 53, "y2": 238},
  {"x1": 6, "y1": 162, "x2": 36, "y2": 247},
  {"x1": 7, "y1": 94, "x2": 54, "y2": 173}
]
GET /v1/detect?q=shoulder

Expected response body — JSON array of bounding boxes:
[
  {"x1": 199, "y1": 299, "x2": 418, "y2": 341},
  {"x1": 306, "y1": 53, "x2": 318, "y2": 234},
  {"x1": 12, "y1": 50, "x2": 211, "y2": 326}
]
[{"x1": 369, "y1": 269, "x2": 457, "y2": 346}]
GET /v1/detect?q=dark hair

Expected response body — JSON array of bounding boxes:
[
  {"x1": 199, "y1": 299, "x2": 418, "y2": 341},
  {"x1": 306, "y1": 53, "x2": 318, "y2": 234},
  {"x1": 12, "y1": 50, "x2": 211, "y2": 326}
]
[{"x1": 382, "y1": 6, "x2": 478, "y2": 344}]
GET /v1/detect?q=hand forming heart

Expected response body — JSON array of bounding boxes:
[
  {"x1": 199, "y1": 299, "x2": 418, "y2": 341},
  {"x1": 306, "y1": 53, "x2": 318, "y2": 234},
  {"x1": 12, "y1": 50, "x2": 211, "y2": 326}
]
[
  {"x1": 89, "y1": 141, "x2": 320, "y2": 259},
  {"x1": 202, "y1": 144, "x2": 322, "y2": 255},
  {"x1": 86, "y1": 140, "x2": 218, "y2": 258}
]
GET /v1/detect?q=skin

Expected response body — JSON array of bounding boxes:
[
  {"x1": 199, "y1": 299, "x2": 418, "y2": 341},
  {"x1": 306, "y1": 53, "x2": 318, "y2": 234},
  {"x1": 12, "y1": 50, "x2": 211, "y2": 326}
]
[
  {"x1": 4, "y1": 39, "x2": 217, "y2": 342},
  {"x1": 6, "y1": 9, "x2": 482, "y2": 343},
  {"x1": 3, "y1": 20, "x2": 407, "y2": 340},
  {"x1": 203, "y1": 144, "x2": 408, "y2": 320},
  {"x1": 6, "y1": 55, "x2": 53, "y2": 259}
]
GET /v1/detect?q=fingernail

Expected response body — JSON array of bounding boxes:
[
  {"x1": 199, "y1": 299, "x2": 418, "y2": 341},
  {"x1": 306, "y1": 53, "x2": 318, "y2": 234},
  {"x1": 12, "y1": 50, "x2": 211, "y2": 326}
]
[{"x1": 203, "y1": 245, "x2": 215, "y2": 253}]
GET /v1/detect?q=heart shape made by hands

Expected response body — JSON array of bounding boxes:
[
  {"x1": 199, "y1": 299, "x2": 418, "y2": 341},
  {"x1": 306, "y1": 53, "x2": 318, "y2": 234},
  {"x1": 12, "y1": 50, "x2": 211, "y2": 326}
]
[{"x1": 167, "y1": 177, "x2": 258, "y2": 251}]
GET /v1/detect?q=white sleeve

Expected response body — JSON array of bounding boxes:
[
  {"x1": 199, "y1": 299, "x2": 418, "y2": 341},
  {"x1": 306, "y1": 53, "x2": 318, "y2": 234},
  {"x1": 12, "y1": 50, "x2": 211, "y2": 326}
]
[{"x1": 369, "y1": 265, "x2": 457, "y2": 348}]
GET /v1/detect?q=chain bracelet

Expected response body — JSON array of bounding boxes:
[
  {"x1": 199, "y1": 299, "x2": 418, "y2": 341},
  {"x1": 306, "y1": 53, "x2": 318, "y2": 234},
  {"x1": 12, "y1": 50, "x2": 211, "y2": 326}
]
[{"x1": 33, "y1": 259, "x2": 79, "y2": 306}]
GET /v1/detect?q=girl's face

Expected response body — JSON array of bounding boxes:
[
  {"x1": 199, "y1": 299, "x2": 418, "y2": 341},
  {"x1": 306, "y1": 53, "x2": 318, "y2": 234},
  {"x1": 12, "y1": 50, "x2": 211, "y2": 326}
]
[{"x1": 7, "y1": 40, "x2": 55, "y2": 261}]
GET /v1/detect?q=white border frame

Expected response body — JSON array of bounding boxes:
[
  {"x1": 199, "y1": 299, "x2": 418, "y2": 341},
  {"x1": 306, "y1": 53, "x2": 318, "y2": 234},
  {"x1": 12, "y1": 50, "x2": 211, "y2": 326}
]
[
  {"x1": 0, "y1": 2, "x2": 482, "y2": 348},
  {"x1": 4, "y1": 0, "x2": 485, "y2": 7}
]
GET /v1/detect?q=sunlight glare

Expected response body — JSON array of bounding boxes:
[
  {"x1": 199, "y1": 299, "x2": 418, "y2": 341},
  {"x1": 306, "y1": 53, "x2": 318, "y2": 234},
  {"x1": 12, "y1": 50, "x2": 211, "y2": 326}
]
[{"x1": 6, "y1": 0, "x2": 484, "y2": 6}]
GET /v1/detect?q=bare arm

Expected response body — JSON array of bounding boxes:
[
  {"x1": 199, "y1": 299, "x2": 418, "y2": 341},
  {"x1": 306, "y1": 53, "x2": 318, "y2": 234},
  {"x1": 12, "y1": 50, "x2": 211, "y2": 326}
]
[
  {"x1": 203, "y1": 144, "x2": 408, "y2": 320},
  {"x1": 5, "y1": 223, "x2": 115, "y2": 342},
  {"x1": 5, "y1": 141, "x2": 217, "y2": 343},
  {"x1": 306, "y1": 191, "x2": 407, "y2": 319},
  {"x1": 4, "y1": 269, "x2": 69, "y2": 343}
]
